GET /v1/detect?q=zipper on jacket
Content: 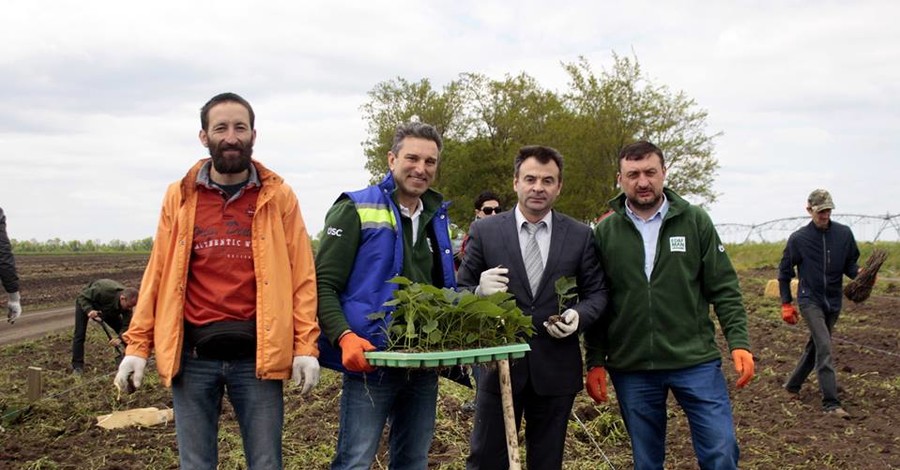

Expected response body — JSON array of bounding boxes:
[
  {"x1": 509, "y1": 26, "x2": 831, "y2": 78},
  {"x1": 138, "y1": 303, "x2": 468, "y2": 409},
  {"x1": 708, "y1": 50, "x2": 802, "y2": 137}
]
[
  {"x1": 821, "y1": 231, "x2": 832, "y2": 311},
  {"x1": 647, "y1": 282, "x2": 654, "y2": 369}
]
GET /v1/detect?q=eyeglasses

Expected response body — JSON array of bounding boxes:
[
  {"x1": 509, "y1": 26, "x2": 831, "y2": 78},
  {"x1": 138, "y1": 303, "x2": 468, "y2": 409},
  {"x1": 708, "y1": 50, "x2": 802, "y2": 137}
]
[{"x1": 481, "y1": 206, "x2": 501, "y2": 215}]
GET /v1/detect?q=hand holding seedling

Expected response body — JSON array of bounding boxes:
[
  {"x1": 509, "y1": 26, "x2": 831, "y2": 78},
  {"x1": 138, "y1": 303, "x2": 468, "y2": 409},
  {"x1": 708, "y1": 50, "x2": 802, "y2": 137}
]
[
  {"x1": 476, "y1": 266, "x2": 509, "y2": 296},
  {"x1": 544, "y1": 309, "x2": 579, "y2": 338}
]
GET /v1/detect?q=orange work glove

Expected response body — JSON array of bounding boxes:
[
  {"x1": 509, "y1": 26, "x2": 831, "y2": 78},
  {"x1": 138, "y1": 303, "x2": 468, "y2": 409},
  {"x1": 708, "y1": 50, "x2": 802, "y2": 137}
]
[
  {"x1": 781, "y1": 303, "x2": 798, "y2": 325},
  {"x1": 731, "y1": 349, "x2": 754, "y2": 388},
  {"x1": 585, "y1": 366, "x2": 608, "y2": 403},
  {"x1": 338, "y1": 332, "x2": 376, "y2": 373}
]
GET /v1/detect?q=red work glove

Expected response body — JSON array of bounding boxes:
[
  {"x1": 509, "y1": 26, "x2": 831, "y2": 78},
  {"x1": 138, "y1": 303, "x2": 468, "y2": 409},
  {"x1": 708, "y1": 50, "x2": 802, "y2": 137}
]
[
  {"x1": 781, "y1": 303, "x2": 798, "y2": 325},
  {"x1": 339, "y1": 332, "x2": 376, "y2": 373},
  {"x1": 732, "y1": 349, "x2": 754, "y2": 388},
  {"x1": 585, "y1": 366, "x2": 608, "y2": 403}
]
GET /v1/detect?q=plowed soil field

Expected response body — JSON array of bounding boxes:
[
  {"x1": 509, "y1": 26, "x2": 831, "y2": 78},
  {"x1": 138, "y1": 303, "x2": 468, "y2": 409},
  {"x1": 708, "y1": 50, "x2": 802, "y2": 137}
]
[{"x1": 0, "y1": 254, "x2": 898, "y2": 469}]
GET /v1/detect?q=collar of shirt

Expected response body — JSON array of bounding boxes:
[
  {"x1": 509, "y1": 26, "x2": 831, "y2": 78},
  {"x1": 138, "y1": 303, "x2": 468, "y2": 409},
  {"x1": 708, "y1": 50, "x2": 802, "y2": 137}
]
[
  {"x1": 625, "y1": 194, "x2": 669, "y2": 280},
  {"x1": 624, "y1": 193, "x2": 669, "y2": 223},
  {"x1": 514, "y1": 205, "x2": 552, "y2": 268},
  {"x1": 514, "y1": 205, "x2": 553, "y2": 233},
  {"x1": 195, "y1": 160, "x2": 261, "y2": 189},
  {"x1": 398, "y1": 198, "x2": 424, "y2": 245}
]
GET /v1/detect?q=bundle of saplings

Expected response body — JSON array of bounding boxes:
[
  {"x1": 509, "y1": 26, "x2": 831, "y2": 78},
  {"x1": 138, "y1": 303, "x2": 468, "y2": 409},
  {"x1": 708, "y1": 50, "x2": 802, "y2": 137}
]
[{"x1": 844, "y1": 248, "x2": 888, "y2": 303}]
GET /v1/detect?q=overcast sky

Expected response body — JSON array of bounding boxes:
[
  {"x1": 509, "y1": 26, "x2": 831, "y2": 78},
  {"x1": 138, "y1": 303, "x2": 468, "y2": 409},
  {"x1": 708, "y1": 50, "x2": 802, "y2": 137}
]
[{"x1": 2, "y1": 1, "x2": 898, "y2": 244}]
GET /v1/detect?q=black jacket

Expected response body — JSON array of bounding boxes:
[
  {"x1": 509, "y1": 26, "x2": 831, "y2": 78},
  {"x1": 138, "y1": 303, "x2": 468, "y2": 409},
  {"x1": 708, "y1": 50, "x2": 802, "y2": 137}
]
[
  {"x1": 0, "y1": 207, "x2": 19, "y2": 294},
  {"x1": 778, "y1": 220, "x2": 859, "y2": 312},
  {"x1": 457, "y1": 209, "x2": 608, "y2": 395}
]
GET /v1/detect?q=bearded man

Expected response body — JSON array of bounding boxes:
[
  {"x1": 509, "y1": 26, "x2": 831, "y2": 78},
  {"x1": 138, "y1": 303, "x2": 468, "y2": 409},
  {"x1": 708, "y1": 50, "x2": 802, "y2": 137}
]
[{"x1": 115, "y1": 92, "x2": 321, "y2": 470}]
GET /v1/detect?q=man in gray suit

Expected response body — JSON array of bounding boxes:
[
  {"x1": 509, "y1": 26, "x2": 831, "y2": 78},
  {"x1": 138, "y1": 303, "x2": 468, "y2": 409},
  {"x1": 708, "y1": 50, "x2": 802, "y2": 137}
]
[{"x1": 458, "y1": 145, "x2": 608, "y2": 469}]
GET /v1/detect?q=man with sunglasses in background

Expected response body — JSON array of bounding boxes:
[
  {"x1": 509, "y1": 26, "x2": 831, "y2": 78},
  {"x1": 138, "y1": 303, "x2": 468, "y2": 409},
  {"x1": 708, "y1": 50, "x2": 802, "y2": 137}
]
[{"x1": 456, "y1": 190, "x2": 502, "y2": 269}]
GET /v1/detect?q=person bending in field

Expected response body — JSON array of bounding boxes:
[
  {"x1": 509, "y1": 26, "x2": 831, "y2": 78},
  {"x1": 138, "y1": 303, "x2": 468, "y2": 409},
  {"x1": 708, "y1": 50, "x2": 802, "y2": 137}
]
[{"x1": 71, "y1": 279, "x2": 138, "y2": 374}]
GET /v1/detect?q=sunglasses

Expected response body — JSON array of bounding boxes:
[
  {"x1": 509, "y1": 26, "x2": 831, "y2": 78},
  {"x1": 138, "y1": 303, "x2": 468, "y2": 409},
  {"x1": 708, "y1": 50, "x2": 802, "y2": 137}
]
[{"x1": 481, "y1": 206, "x2": 501, "y2": 215}]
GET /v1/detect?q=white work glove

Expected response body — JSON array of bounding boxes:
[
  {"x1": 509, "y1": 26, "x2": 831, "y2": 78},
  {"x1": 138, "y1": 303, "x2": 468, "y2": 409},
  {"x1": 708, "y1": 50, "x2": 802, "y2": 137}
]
[
  {"x1": 7, "y1": 291, "x2": 21, "y2": 323},
  {"x1": 291, "y1": 355, "x2": 320, "y2": 394},
  {"x1": 544, "y1": 308, "x2": 580, "y2": 339},
  {"x1": 475, "y1": 267, "x2": 509, "y2": 296},
  {"x1": 114, "y1": 355, "x2": 147, "y2": 393}
]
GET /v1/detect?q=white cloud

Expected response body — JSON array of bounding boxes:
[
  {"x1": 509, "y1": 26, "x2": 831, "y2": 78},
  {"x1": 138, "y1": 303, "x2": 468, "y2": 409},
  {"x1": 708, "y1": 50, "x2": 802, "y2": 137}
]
[{"x1": 0, "y1": 0, "x2": 898, "y2": 242}]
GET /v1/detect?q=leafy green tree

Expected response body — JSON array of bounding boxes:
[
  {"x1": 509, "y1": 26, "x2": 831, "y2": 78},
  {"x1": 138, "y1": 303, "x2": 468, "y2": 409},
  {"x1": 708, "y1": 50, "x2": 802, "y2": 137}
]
[
  {"x1": 360, "y1": 53, "x2": 720, "y2": 228},
  {"x1": 360, "y1": 78, "x2": 466, "y2": 183},
  {"x1": 562, "y1": 54, "x2": 721, "y2": 211},
  {"x1": 440, "y1": 72, "x2": 569, "y2": 225}
]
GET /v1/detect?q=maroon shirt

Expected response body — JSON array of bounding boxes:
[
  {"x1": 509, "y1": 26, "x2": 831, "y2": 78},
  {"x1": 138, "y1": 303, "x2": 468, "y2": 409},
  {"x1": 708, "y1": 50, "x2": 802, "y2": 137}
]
[{"x1": 184, "y1": 183, "x2": 260, "y2": 326}]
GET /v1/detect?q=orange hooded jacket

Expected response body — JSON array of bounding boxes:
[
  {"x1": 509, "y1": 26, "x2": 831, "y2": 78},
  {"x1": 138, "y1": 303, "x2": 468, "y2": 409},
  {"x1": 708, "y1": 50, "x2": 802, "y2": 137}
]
[{"x1": 123, "y1": 159, "x2": 319, "y2": 386}]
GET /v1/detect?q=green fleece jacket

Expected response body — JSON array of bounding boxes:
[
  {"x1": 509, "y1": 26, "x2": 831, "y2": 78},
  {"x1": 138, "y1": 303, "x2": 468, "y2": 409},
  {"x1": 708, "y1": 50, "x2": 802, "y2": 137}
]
[
  {"x1": 76, "y1": 279, "x2": 132, "y2": 329},
  {"x1": 585, "y1": 188, "x2": 751, "y2": 371}
]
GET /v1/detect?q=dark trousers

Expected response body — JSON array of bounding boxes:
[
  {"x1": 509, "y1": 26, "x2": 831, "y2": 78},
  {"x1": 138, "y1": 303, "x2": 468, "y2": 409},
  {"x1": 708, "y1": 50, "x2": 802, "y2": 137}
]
[
  {"x1": 467, "y1": 378, "x2": 575, "y2": 470},
  {"x1": 785, "y1": 303, "x2": 842, "y2": 409},
  {"x1": 71, "y1": 302, "x2": 123, "y2": 369}
]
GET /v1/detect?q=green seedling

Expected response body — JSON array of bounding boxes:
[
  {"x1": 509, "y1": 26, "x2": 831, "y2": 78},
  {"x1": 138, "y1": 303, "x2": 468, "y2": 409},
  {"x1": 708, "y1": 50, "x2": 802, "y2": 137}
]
[{"x1": 369, "y1": 276, "x2": 534, "y2": 352}]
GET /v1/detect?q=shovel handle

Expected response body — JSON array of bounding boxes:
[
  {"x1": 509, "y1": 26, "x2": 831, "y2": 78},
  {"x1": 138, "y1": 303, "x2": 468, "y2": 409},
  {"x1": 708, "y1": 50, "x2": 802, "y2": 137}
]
[{"x1": 498, "y1": 359, "x2": 521, "y2": 470}]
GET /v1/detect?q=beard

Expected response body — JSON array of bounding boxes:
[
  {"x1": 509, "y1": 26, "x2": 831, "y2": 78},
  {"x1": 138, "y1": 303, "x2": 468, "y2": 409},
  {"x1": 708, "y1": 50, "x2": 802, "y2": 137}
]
[
  {"x1": 209, "y1": 140, "x2": 253, "y2": 174},
  {"x1": 626, "y1": 192, "x2": 663, "y2": 212}
]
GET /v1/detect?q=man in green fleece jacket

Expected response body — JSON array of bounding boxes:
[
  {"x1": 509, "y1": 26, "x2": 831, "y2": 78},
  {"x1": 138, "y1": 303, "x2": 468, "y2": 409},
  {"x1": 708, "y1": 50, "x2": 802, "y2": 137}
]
[
  {"x1": 584, "y1": 140, "x2": 755, "y2": 470},
  {"x1": 71, "y1": 278, "x2": 138, "y2": 374}
]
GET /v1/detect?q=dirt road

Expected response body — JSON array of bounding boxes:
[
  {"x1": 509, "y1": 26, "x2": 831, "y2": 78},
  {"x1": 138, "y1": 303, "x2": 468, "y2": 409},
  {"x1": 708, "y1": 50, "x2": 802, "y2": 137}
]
[{"x1": 0, "y1": 307, "x2": 73, "y2": 346}]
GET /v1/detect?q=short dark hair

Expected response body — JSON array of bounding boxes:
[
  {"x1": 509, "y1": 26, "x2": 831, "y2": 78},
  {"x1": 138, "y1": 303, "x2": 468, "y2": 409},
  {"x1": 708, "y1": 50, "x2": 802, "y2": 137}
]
[
  {"x1": 514, "y1": 145, "x2": 564, "y2": 180},
  {"x1": 474, "y1": 190, "x2": 500, "y2": 209},
  {"x1": 618, "y1": 141, "x2": 665, "y2": 170},
  {"x1": 121, "y1": 287, "x2": 139, "y2": 304},
  {"x1": 391, "y1": 122, "x2": 443, "y2": 155},
  {"x1": 200, "y1": 92, "x2": 255, "y2": 131}
]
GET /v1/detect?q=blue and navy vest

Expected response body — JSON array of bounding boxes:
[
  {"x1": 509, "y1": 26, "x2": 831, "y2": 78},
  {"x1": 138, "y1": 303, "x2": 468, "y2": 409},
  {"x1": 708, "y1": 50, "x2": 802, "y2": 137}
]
[{"x1": 318, "y1": 175, "x2": 457, "y2": 373}]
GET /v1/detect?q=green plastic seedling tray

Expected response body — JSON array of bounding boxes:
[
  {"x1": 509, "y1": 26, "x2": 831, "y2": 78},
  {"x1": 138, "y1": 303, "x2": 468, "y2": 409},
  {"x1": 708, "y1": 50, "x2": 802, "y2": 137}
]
[{"x1": 364, "y1": 343, "x2": 531, "y2": 368}]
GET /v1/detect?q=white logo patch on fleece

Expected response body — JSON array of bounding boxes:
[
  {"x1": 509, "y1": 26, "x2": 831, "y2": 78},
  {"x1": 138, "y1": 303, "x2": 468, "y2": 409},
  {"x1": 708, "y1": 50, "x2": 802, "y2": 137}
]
[{"x1": 669, "y1": 236, "x2": 686, "y2": 253}]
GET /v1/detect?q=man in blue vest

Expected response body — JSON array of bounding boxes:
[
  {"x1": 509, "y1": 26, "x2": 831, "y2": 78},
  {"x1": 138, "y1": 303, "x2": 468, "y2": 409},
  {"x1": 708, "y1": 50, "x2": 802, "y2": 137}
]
[{"x1": 316, "y1": 121, "x2": 456, "y2": 469}]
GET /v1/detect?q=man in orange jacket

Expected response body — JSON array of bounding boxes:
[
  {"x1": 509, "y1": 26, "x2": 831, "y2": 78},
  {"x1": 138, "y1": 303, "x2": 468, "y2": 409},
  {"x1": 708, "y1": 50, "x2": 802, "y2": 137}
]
[{"x1": 115, "y1": 92, "x2": 320, "y2": 470}]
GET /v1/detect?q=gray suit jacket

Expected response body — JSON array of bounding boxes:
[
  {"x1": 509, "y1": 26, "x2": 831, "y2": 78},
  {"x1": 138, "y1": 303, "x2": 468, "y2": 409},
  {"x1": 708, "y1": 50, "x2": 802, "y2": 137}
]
[{"x1": 457, "y1": 209, "x2": 608, "y2": 395}]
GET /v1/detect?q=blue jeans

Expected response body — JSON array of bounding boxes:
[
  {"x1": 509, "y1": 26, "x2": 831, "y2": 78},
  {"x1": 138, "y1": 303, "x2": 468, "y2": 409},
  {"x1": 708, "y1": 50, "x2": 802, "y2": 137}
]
[
  {"x1": 785, "y1": 303, "x2": 842, "y2": 410},
  {"x1": 331, "y1": 369, "x2": 439, "y2": 470},
  {"x1": 610, "y1": 360, "x2": 739, "y2": 470},
  {"x1": 172, "y1": 354, "x2": 284, "y2": 470}
]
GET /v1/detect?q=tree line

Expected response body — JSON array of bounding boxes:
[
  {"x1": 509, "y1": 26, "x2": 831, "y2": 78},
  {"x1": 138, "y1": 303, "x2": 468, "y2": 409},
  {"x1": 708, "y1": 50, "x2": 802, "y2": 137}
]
[
  {"x1": 362, "y1": 53, "x2": 720, "y2": 230},
  {"x1": 11, "y1": 237, "x2": 154, "y2": 253}
]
